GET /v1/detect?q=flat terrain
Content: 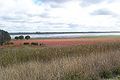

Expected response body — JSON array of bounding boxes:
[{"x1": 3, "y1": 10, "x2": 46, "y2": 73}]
[
  {"x1": 11, "y1": 37, "x2": 120, "y2": 46},
  {"x1": 1, "y1": 42, "x2": 120, "y2": 80},
  {"x1": 1, "y1": 37, "x2": 120, "y2": 80}
]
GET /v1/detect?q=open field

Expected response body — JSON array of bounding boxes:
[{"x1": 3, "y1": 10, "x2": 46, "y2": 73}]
[
  {"x1": 10, "y1": 37, "x2": 120, "y2": 46},
  {"x1": 1, "y1": 38, "x2": 120, "y2": 80}
]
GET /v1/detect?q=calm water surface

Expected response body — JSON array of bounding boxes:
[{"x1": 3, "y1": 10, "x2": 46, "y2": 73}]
[{"x1": 10, "y1": 33, "x2": 120, "y2": 39}]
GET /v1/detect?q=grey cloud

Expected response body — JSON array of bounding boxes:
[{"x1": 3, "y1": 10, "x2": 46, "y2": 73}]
[
  {"x1": 8, "y1": 19, "x2": 42, "y2": 23},
  {"x1": 34, "y1": 0, "x2": 71, "y2": 8},
  {"x1": 0, "y1": 16, "x2": 22, "y2": 21},
  {"x1": 24, "y1": 11, "x2": 51, "y2": 18},
  {"x1": 67, "y1": 23, "x2": 80, "y2": 28},
  {"x1": 26, "y1": 14, "x2": 41, "y2": 17},
  {"x1": 0, "y1": 15, "x2": 28, "y2": 24},
  {"x1": 0, "y1": 11, "x2": 28, "y2": 22},
  {"x1": 39, "y1": 13, "x2": 50, "y2": 18},
  {"x1": 80, "y1": 0, "x2": 113, "y2": 7},
  {"x1": 40, "y1": 0, "x2": 70, "y2": 3},
  {"x1": 14, "y1": 12, "x2": 39, "y2": 18},
  {"x1": 48, "y1": 3, "x2": 62, "y2": 8},
  {"x1": 91, "y1": 9, "x2": 116, "y2": 16},
  {"x1": 9, "y1": 20, "x2": 28, "y2": 23},
  {"x1": 47, "y1": 22, "x2": 67, "y2": 26},
  {"x1": 0, "y1": 12, "x2": 50, "y2": 23},
  {"x1": 0, "y1": 24, "x2": 5, "y2": 28},
  {"x1": 80, "y1": 0, "x2": 104, "y2": 6},
  {"x1": 14, "y1": 11, "x2": 49, "y2": 19}
]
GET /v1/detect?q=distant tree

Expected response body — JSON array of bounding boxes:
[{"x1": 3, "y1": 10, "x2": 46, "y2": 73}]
[
  {"x1": 0, "y1": 30, "x2": 11, "y2": 45},
  {"x1": 15, "y1": 36, "x2": 19, "y2": 40},
  {"x1": 25, "y1": 35, "x2": 30, "y2": 40},
  {"x1": 19, "y1": 35, "x2": 24, "y2": 40}
]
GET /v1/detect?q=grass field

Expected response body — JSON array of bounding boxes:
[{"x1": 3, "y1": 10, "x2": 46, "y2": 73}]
[
  {"x1": 10, "y1": 37, "x2": 120, "y2": 46},
  {"x1": 1, "y1": 41, "x2": 120, "y2": 80}
]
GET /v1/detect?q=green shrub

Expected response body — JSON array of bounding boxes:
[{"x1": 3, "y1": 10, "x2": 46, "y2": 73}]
[
  {"x1": 25, "y1": 35, "x2": 30, "y2": 40},
  {"x1": 19, "y1": 35, "x2": 24, "y2": 40},
  {"x1": 15, "y1": 36, "x2": 19, "y2": 40},
  {"x1": 112, "y1": 67, "x2": 120, "y2": 76},
  {"x1": 0, "y1": 30, "x2": 11, "y2": 45},
  {"x1": 99, "y1": 70, "x2": 113, "y2": 79}
]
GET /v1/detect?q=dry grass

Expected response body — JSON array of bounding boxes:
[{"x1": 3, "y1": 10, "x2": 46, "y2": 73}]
[{"x1": 0, "y1": 42, "x2": 120, "y2": 80}]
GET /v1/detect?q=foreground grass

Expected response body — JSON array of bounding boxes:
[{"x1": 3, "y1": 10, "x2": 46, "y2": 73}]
[{"x1": 0, "y1": 42, "x2": 120, "y2": 80}]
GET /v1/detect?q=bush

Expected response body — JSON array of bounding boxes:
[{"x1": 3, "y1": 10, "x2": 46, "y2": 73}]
[
  {"x1": 0, "y1": 30, "x2": 11, "y2": 45},
  {"x1": 99, "y1": 70, "x2": 112, "y2": 79},
  {"x1": 112, "y1": 67, "x2": 120, "y2": 76},
  {"x1": 19, "y1": 35, "x2": 24, "y2": 40},
  {"x1": 15, "y1": 36, "x2": 19, "y2": 40},
  {"x1": 23, "y1": 42, "x2": 29, "y2": 45},
  {"x1": 25, "y1": 35, "x2": 30, "y2": 40},
  {"x1": 31, "y1": 42, "x2": 38, "y2": 46}
]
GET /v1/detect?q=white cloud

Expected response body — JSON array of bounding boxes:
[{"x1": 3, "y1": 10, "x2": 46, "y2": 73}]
[{"x1": 0, "y1": 0, "x2": 120, "y2": 32}]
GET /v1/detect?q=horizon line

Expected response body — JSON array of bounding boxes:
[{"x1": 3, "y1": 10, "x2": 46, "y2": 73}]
[{"x1": 9, "y1": 31, "x2": 120, "y2": 35}]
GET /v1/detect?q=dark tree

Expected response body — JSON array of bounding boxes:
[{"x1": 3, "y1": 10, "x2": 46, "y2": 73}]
[
  {"x1": 0, "y1": 30, "x2": 11, "y2": 45},
  {"x1": 19, "y1": 35, "x2": 24, "y2": 40},
  {"x1": 25, "y1": 35, "x2": 30, "y2": 40},
  {"x1": 15, "y1": 36, "x2": 19, "y2": 40}
]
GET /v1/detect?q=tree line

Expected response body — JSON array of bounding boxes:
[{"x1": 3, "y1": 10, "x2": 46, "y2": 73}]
[
  {"x1": 0, "y1": 30, "x2": 31, "y2": 46},
  {"x1": 15, "y1": 35, "x2": 30, "y2": 40}
]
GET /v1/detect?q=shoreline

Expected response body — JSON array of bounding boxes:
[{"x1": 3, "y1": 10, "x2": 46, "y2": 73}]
[
  {"x1": 11, "y1": 35, "x2": 120, "y2": 39},
  {"x1": 1, "y1": 37, "x2": 120, "y2": 48},
  {"x1": 10, "y1": 37, "x2": 120, "y2": 46}
]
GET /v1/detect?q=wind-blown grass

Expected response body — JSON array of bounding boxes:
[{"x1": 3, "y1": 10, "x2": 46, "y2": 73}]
[{"x1": 0, "y1": 42, "x2": 120, "y2": 80}]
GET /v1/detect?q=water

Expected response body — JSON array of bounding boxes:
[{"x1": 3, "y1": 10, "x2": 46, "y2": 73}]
[{"x1": 10, "y1": 33, "x2": 120, "y2": 39}]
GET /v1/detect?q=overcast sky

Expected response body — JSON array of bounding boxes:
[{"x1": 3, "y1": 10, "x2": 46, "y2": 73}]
[{"x1": 0, "y1": 0, "x2": 120, "y2": 32}]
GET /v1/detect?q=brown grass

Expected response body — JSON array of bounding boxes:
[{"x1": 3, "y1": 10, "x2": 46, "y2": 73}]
[
  {"x1": 1, "y1": 51, "x2": 120, "y2": 80},
  {"x1": 0, "y1": 42, "x2": 120, "y2": 80}
]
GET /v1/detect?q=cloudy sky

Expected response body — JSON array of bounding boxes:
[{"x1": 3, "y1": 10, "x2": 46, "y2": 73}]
[{"x1": 0, "y1": 0, "x2": 120, "y2": 32}]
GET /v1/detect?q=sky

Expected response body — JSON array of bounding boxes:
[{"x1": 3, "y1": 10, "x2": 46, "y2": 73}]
[{"x1": 0, "y1": 0, "x2": 120, "y2": 32}]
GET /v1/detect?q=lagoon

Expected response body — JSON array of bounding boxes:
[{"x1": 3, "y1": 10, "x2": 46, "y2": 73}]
[{"x1": 10, "y1": 33, "x2": 120, "y2": 39}]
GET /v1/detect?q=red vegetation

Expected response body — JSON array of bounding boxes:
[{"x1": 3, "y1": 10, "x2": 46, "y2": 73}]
[
  {"x1": 1, "y1": 37, "x2": 120, "y2": 48},
  {"x1": 10, "y1": 37, "x2": 120, "y2": 46}
]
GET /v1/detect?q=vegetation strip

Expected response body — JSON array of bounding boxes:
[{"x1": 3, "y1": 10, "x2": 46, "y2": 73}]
[{"x1": 0, "y1": 42, "x2": 120, "y2": 80}]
